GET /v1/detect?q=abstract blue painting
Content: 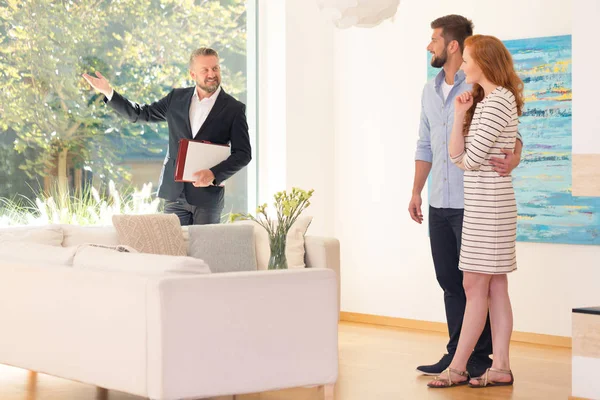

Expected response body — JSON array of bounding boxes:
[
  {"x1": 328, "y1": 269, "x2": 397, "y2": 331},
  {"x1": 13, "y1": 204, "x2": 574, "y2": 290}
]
[{"x1": 427, "y1": 35, "x2": 600, "y2": 245}]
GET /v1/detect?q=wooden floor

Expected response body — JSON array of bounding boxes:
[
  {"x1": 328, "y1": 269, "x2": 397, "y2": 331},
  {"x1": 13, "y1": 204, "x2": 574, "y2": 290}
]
[{"x1": 0, "y1": 322, "x2": 571, "y2": 400}]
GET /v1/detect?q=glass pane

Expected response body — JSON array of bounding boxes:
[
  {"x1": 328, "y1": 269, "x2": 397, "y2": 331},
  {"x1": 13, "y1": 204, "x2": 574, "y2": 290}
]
[{"x1": 0, "y1": 0, "x2": 257, "y2": 225}]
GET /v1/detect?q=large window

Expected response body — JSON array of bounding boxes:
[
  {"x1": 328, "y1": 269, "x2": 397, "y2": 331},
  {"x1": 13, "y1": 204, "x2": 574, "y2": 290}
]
[{"x1": 0, "y1": 0, "x2": 257, "y2": 224}]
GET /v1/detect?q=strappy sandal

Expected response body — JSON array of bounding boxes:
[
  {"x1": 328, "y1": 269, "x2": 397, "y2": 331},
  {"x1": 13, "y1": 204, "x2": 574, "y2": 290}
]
[
  {"x1": 468, "y1": 367, "x2": 514, "y2": 388},
  {"x1": 427, "y1": 368, "x2": 469, "y2": 388}
]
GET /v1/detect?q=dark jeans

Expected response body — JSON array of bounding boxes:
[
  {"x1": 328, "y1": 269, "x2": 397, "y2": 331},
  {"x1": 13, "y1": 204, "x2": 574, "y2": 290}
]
[
  {"x1": 429, "y1": 206, "x2": 493, "y2": 357},
  {"x1": 164, "y1": 196, "x2": 223, "y2": 226}
]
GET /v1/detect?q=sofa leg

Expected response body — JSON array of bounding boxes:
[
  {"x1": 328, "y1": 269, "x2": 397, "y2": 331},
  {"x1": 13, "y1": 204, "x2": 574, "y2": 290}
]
[
  {"x1": 96, "y1": 387, "x2": 108, "y2": 400},
  {"x1": 322, "y1": 383, "x2": 334, "y2": 400},
  {"x1": 27, "y1": 371, "x2": 37, "y2": 392}
]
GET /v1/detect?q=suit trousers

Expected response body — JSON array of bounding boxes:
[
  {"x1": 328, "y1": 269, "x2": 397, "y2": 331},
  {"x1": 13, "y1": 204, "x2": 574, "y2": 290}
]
[{"x1": 164, "y1": 196, "x2": 223, "y2": 226}]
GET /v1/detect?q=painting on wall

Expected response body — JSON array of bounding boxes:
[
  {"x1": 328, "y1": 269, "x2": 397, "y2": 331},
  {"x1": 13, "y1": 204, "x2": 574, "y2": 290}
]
[{"x1": 427, "y1": 35, "x2": 600, "y2": 245}]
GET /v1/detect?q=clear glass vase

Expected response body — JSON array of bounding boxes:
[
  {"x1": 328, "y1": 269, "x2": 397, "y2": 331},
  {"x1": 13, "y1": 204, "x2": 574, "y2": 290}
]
[{"x1": 268, "y1": 234, "x2": 288, "y2": 270}]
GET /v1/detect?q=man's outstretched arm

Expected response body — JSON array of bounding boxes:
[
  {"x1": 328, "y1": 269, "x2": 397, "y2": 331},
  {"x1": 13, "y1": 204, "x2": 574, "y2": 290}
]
[{"x1": 83, "y1": 71, "x2": 170, "y2": 123}]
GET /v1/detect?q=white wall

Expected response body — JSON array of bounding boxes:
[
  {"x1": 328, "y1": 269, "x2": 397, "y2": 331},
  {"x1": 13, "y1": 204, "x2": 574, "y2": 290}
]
[
  {"x1": 258, "y1": 0, "x2": 287, "y2": 208},
  {"x1": 285, "y1": 1, "x2": 335, "y2": 237},
  {"x1": 333, "y1": 0, "x2": 600, "y2": 337},
  {"x1": 258, "y1": 0, "x2": 335, "y2": 237},
  {"x1": 573, "y1": 0, "x2": 600, "y2": 154}
]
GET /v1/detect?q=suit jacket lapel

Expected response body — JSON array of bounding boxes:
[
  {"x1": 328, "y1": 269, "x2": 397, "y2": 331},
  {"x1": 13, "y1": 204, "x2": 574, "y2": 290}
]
[{"x1": 197, "y1": 88, "x2": 229, "y2": 137}]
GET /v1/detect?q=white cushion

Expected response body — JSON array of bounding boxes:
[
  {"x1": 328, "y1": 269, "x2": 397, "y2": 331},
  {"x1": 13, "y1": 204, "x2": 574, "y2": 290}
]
[
  {"x1": 61, "y1": 224, "x2": 120, "y2": 247},
  {"x1": 61, "y1": 224, "x2": 190, "y2": 249},
  {"x1": 0, "y1": 242, "x2": 77, "y2": 266},
  {"x1": 0, "y1": 225, "x2": 64, "y2": 246},
  {"x1": 73, "y1": 246, "x2": 211, "y2": 275},
  {"x1": 234, "y1": 216, "x2": 313, "y2": 270}
]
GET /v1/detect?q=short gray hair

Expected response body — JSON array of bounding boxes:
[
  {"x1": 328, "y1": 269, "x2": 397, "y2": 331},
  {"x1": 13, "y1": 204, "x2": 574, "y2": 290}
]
[{"x1": 189, "y1": 47, "x2": 219, "y2": 68}]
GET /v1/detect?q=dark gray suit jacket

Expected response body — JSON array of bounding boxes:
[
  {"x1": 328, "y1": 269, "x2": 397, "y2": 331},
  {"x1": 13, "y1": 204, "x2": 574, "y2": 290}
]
[{"x1": 105, "y1": 87, "x2": 251, "y2": 209}]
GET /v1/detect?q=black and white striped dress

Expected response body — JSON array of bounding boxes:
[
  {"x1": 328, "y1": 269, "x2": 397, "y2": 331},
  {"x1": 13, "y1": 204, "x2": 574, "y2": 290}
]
[{"x1": 451, "y1": 87, "x2": 518, "y2": 274}]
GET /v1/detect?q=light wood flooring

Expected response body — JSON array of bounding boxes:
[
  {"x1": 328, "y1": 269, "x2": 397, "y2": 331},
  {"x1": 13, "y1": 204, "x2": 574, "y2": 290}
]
[{"x1": 0, "y1": 322, "x2": 571, "y2": 400}]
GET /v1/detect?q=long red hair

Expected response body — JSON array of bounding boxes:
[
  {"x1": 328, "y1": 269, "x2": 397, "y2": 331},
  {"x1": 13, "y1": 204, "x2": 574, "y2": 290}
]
[{"x1": 463, "y1": 35, "x2": 524, "y2": 134}]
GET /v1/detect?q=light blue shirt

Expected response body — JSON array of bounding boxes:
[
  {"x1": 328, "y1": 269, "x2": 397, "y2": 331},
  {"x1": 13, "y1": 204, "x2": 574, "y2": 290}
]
[{"x1": 415, "y1": 69, "x2": 470, "y2": 209}]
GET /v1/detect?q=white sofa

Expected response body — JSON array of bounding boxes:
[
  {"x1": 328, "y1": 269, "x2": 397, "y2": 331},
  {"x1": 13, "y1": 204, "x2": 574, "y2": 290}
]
[{"x1": 0, "y1": 224, "x2": 340, "y2": 400}]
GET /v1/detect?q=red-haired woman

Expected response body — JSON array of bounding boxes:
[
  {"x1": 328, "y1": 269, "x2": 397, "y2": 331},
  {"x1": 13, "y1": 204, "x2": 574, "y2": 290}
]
[{"x1": 428, "y1": 34, "x2": 524, "y2": 389}]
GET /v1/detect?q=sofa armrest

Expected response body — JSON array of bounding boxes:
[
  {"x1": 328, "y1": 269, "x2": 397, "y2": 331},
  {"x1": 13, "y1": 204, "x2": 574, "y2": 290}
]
[
  {"x1": 304, "y1": 236, "x2": 339, "y2": 271},
  {"x1": 304, "y1": 236, "x2": 340, "y2": 314},
  {"x1": 145, "y1": 268, "x2": 338, "y2": 400},
  {"x1": 0, "y1": 263, "x2": 150, "y2": 398}
]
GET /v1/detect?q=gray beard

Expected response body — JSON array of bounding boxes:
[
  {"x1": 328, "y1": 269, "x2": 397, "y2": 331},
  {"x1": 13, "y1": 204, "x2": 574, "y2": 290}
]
[{"x1": 197, "y1": 81, "x2": 220, "y2": 93}]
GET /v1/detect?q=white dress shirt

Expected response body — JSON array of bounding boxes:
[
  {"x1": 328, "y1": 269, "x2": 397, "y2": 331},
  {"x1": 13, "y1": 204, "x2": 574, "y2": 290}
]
[{"x1": 189, "y1": 86, "x2": 221, "y2": 138}]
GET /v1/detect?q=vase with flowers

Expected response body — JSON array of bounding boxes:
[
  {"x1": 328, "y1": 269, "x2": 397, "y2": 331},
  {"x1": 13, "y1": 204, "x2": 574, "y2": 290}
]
[{"x1": 230, "y1": 188, "x2": 314, "y2": 270}]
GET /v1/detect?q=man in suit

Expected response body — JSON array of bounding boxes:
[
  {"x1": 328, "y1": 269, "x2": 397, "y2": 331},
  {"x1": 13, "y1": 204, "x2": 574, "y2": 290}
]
[{"x1": 83, "y1": 47, "x2": 251, "y2": 225}]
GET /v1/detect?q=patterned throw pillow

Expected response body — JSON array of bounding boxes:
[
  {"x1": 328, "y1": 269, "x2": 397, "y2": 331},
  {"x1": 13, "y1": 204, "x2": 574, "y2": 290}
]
[{"x1": 111, "y1": 214, "x2": 187, "y2": 256}]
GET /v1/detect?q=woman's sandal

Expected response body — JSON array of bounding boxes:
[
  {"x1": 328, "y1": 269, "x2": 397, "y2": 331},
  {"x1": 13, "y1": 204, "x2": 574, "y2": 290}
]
[
  {"x1": 427, "y1": 368, "x2": 470, "y2": 388},
  {"x1": 468, "y1": 367, "x2": 514, "y2": 388}
]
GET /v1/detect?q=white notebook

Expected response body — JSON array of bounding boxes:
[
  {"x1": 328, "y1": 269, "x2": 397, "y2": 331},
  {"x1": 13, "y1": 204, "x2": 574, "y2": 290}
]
[{"x1": 174, "y1": 139, "x2": 230, "y2": 183}]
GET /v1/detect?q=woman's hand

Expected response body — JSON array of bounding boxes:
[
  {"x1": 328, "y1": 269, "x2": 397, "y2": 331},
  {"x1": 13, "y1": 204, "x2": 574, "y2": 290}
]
[
  {"x1": 454, "y1": 91, "x2": 473, "y2": 116},
  {"x1": 449, "y1": 92, "x2": 471, "y2": 161}
]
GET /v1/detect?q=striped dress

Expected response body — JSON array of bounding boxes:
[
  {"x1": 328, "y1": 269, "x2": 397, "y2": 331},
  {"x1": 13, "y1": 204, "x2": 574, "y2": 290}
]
[{"x1": 451, "y1": 87, "x2": 518, "y2": 274}]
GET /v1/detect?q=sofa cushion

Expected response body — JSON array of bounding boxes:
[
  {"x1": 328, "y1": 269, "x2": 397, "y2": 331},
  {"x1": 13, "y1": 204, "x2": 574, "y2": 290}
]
[
  {"x1": 0, "y1": 242, "x2": 78, "y2": 266},
  {"x1": 112, "y1": 214, "x2": 187, "y2": 256},
  {"x1": 233, "y1": 216, "x2": 313, "y2": 270},
  {"x1": 61, "y1": 223, "x2": 191, "y2": 250},
  {"x1": 73, "y1": 246, "x2": 211, "y2": 275},
  {"x1": 188, "y1": 224, "x2": 256, "y2": 273},
  {"x1": 61, "y1": 224, "x2": 120, "y2": 247},
  {"x1": 0, "y1": 224, "x2": 63, "y2": 246}
]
